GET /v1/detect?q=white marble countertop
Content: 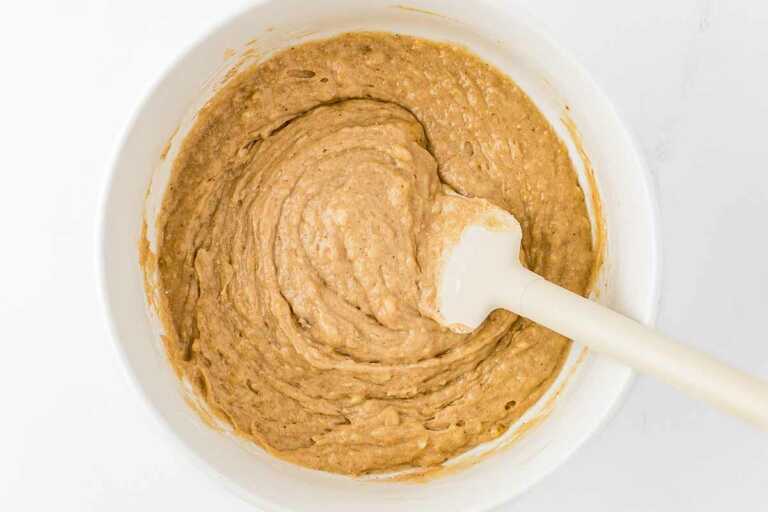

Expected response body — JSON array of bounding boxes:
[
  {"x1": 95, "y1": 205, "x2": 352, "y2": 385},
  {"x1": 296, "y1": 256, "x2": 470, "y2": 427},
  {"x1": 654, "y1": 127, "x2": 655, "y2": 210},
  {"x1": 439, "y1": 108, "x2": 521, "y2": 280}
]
[{"x1": 1, "y1": 1, "x2": 766, "y2": 510}]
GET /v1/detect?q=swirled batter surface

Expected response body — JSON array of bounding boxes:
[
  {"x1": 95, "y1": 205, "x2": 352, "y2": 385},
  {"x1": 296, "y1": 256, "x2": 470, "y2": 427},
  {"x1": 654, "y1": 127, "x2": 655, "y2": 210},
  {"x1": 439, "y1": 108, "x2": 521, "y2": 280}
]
[{"x1": 151, "y1": 33, "x2": 595, "y2": 474}]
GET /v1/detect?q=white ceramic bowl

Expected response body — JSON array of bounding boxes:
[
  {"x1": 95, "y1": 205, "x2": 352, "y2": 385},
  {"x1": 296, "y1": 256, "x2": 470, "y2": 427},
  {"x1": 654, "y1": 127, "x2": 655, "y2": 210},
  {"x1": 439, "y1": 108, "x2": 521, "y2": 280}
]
[{"x1": 99, "y1": 1, "x2": 660, "y2": 510}]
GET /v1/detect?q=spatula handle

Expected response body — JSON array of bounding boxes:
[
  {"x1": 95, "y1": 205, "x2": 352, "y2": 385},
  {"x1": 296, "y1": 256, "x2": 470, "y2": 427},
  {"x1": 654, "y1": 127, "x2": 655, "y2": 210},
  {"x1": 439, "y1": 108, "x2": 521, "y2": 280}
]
[{"x1": 508, "y1": 270, "x2": 768, "y2": 430}]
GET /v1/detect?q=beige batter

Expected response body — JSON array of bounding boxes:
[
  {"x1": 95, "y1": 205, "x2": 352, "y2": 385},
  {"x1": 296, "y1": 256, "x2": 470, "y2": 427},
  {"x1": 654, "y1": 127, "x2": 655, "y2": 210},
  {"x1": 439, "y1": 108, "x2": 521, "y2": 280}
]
[{"x1": 148, "y1": 32, "x2": 596, "y2": 475}]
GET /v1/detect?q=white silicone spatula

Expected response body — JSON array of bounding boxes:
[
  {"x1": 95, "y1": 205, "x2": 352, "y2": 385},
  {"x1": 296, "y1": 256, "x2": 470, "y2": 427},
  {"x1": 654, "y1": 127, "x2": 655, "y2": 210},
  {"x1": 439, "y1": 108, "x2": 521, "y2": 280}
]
[{"x1": 438, "y1": 206, "x2": 768, "y2": 430}]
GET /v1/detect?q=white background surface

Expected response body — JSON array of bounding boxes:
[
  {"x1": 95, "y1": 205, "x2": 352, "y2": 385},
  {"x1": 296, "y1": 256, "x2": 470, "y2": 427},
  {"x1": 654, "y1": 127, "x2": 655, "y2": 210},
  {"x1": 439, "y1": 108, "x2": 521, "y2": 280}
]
[{"x1": 1, "y1": 0, "x2": 766, "y2": 510}]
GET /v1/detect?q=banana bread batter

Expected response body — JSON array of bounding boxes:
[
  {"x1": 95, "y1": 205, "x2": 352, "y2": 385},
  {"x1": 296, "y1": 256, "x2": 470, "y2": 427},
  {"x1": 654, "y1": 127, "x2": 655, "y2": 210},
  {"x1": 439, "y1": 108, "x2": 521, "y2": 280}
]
[{"x1": 148, "y1": 32, "x2": 596, "y2": 475}]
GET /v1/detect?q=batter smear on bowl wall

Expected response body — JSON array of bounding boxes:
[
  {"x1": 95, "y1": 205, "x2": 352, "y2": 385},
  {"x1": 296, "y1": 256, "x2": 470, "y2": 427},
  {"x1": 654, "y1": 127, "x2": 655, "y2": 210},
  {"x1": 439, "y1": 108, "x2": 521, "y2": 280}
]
[{"x1": 143, "y1": 32, "x2": 598, "y2": 475}]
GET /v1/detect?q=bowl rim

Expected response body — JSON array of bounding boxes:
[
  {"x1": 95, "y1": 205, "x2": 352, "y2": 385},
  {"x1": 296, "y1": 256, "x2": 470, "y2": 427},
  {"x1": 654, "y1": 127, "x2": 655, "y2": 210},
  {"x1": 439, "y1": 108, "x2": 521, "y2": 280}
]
[{"x1": 96, "y1": 1, "x2": 663, "y2": 510}]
